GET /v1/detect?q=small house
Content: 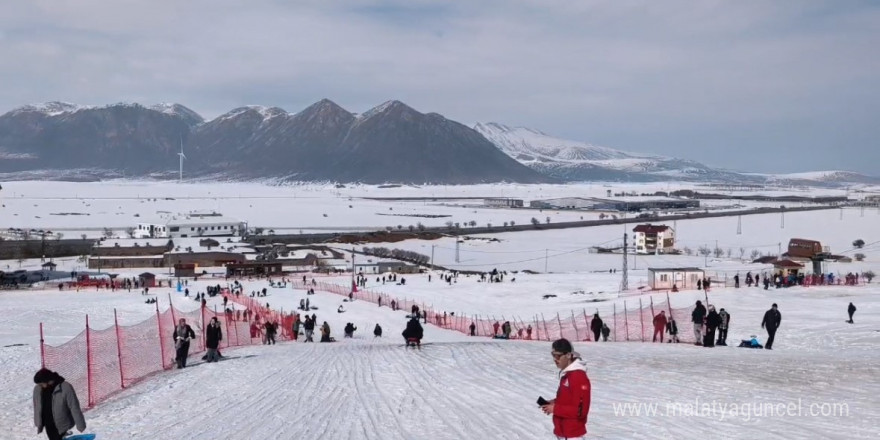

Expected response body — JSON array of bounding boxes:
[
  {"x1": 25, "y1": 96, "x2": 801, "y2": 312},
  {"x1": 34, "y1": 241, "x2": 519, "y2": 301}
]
[
  {"x1": 41, "y1": 262, "x2": 57, "y2": 271},
  {"x1": 648, "y1": 267, "x2": 704, "y2": 290},
  {"x1": 174, "y1": 263, "x2": 197, "y2": 278},
  {"x1": 773, "y1": 259, "x2": 804, "y2": 277},
  {"x1": 139, "y1": 272, "x2": 157, "y2": 288}
]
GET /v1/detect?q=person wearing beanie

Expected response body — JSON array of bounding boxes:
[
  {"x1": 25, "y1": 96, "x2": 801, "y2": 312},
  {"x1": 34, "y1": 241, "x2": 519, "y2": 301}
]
[
  {"x1": 761, "y1": 303, "x2": 782, "y2": 350},
  {"x1": 540, "y1": 338, "x2": 591, "y2": 439},
  {"x1": 32, "y1": 368, "x2": 86, "y2": 440}
]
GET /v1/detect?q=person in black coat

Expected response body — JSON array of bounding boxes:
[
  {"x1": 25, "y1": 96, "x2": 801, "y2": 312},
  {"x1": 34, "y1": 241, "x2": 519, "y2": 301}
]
[
  {"x1": 172, "y1": 318, "x2": 196, "y2": 369},
  {"x1": 374, "y1": 323, "x2": 383, "y2": 338},
  {"x1": 590, "y1": 314, "x2": 603, "y2": 342},
  {"x1": 402, "y1": 317, "x2": 424, "y2": 347},
  {"x1": 704, "y1": 306, "x2": 721, "y2": 347},
  {"x1": 205, "y1": 317, "x2": 223, "y2": 362},
  {"x1": 761, "y1": 303, "x2": 782, "y2": 350},
  {"x1": 691, "y1": 301, "x2": 707, "y2": 346},
  {"x1": 847, "y1": 302, "x2": 857, "y2": 323}
]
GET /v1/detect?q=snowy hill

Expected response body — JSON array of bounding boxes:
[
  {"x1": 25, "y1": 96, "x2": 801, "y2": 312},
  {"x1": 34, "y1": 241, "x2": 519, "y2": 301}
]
[
  {"x1": 473, "y1": 122, "x2": 754, "y2": 183},
  {"x1": 474, "y1": 123, "x2": 880, "y2": 185}
]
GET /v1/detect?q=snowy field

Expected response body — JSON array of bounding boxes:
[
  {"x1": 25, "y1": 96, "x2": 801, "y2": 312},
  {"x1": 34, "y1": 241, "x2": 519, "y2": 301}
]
[
  {"x1": 1, "y1": 180, "x2": 879, "y2": 439},
  {"x1": 1, "y1": 277, "x2": 878, "y2": 439},
  {"x1": 0, "y1": 180, "x2": 866, "y2": 237}
]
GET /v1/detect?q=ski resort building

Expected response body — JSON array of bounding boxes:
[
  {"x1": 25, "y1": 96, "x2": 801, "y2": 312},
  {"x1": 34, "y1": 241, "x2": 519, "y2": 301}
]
[
  {"x1": 483, "y1": 198, "x2": 524, "y2": 208},
  {"x1": 633, "y1": 224, "x2": 675, "y2": 254},
  {"x1": 648, "y1": 267, "x2": 704, "y2": 290},
  {"x1": 135, "y1": 213, "x2": 246, "y2": 239}
]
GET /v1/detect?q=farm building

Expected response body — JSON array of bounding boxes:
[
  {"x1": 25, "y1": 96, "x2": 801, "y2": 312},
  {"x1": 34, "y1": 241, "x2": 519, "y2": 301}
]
[
  {"x1": 633, "y1": 224, "x2": 675, "y2": 254},
  {"x1": 529, "y1": 197, "x2": 700, "y2": 212},
  {"x1": 225, "y1": 262, "x2": 283, "y2": 277},
  {"x1": 134, "y1": 213, "x2": 246, "y2": 239},
  {"x1": 648, "y1": 267, "x2": 704, "y2": 290},
  {"x1": 483, "y1": 198, "x2": 524, "y2": 208}
]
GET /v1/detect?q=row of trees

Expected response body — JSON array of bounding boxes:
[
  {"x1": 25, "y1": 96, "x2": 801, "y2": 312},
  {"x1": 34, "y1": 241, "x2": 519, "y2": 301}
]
[{"x1": 361, "y1": 247, "x2": 430, "y2": 265}]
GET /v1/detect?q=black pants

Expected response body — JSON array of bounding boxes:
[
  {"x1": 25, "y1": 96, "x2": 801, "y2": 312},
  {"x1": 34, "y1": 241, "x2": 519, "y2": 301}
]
[
  {"x1": 717, "y1": 328, "x2": 728, "y2": 344},
  {"x1": 593, "y1": 330, "x2": 601, "y2": 342},
  {"x1": 267, "y1": 334, "x2": 276, "y2": 345},
  {"x1": 766, "y1": 328, "x2": 777, "y2": 349},
  {"x1": 703, "y1": 328, "x2": 716, "y2": 347},
  {"x1": 44, "y1": 420, "x2": 62, "y2": 440},
  {"x1": 175, "y1": 341, "x2": 191, "y2": 368},
  {"x1": 848, "y1": 312, "x2": 854, "y2": 323}
]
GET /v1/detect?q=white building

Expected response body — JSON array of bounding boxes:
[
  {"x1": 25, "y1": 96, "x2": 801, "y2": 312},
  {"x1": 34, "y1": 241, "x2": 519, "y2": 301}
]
[
  {"x1": 632, "y1": 224, "x2": 675, "y2": 254},
  {"x1": 484, "y1": 198, "x2": 524, "y2": 208},
  {"x1": 135, "y1": 214, "x2": 246, "y2": 239},
  {"x1": 648, "y1": 267, "x2": 704, "y2": 290}
]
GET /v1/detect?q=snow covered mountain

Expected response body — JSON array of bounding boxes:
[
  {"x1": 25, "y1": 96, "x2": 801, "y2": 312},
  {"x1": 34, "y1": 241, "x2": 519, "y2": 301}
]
[
  {"x1": 473, "y1": 122, "x2": 754, "y2": 183},
  {"x1": 474, "y1": 122, "x2": 880, "y2": 185}
]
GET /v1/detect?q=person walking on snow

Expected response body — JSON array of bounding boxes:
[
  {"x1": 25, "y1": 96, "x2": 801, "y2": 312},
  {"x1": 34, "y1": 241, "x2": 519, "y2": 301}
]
[
  {"x1": 33, "y1": 368, "x2": 86, "y2": 440},
  {"x1": 761, "y1": 303, "x2": 782, "y2": 350},
  {"x1": 666, "y1": 318, "x2": 679, "y2": 343},
  {"x1": 469, "y1": 322, "x2": 476, "y2": 336},
  {"x1": 691, "y1": 301, "x2": 707, "y2": 346},
  {"x1": 540, "y1": 338, "x2": 591, "y2": 439},
  {"x1": 704, "y1": 305, "x2": 721, "y2": 347},
  {"x1": 374, "y1": 323, "x2": 383, "y2": 338},
  {"x1": 847, "y1": 302, "x2": 856, "y2": 324},
  {"x1": 590, "y1": 314, "x2": 603, "y2": 342},
  {"x1": 173, "y1": 318, "x2": 196, "y2": 369},
  {"x1": 717, "y1": 308, "x2": 730, "y2": 346},
  {"x1": 493, "y1": 321, "x2": 500, "y2": 337},
  {"x1": 652, "y1": 311, "x2": 667, "y2": 343},
  {"x1": 205, "y1": 317, "x2": 223, "y2": 362}
]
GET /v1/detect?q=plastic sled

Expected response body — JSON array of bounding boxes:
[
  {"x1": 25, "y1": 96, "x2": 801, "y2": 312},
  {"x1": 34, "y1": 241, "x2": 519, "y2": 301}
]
[{"x1": 67, "y1": 435, "x2": 97, "y2": 440}]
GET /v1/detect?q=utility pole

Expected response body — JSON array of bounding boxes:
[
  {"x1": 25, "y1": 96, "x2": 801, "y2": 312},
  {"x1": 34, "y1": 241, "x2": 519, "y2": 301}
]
[
  {"x1": 778, "y1": 242, "x2": 782, "y2": 259},
  {"x1": 780, "y1": 211, "x2": 785, "y2": 229},
  {"x1": 737, "y1": 215, "x2": 742, "y2": 235},
  {"x1": 621, "y1": 233, "x2": 629, "y2": 291},
  {"x1": 431, "y1": 245, "x2": 435, "y2": 267},
  {"x1": 455, "y1": 239, "x2": 460, "y2": 263},
  {"x1": 544, "y1": 249, "x2": 549, "y2": 273}
]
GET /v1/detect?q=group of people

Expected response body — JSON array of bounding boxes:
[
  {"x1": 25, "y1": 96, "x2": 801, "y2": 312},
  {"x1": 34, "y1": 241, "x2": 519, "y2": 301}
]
[{"x1": 689, "y1": 301, "x2": 732, "y2": 347}]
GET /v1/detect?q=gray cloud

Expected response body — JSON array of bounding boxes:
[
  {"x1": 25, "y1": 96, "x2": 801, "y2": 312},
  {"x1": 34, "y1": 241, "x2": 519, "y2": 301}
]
[{"x1": 1, "y1": 0, "x2": 878, "y2": 174}]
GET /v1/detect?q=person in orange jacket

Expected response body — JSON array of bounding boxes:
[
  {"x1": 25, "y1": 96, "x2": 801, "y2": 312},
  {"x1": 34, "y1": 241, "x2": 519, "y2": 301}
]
[{"x1": 652, "y1": 311, "x2": 668, "y2": 343}]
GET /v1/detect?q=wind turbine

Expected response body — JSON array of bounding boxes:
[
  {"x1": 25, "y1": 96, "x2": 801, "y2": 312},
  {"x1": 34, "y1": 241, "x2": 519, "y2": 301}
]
[{"x1": 177, "y1": 137, "x2": 186, "y2": 182}]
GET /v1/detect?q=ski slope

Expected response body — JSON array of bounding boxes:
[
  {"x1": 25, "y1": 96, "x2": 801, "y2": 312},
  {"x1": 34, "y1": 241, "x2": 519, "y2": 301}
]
[{"x1": 1, "y1": 275, "x2": 879, "y2": 439}]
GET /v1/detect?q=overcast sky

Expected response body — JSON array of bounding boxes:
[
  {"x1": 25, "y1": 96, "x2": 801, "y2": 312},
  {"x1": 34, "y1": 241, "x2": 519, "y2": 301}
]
[{"x1": 2, "y1": 1, "x2": 878, "y2": 175}]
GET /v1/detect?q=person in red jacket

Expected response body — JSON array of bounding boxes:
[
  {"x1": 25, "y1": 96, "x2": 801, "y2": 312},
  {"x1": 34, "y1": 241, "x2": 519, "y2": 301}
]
[
  {"x1": 541, "y1": 338, "x2": 591, "y2": 439},
  {"x1": 652, "y1": 311, "x2": 668, "y2": 343}
]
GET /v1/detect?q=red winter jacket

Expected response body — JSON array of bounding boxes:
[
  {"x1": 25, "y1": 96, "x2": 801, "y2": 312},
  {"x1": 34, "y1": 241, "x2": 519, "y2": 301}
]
[{"x1": 553, "y1": 358, "x2": 591, "y2": 438}]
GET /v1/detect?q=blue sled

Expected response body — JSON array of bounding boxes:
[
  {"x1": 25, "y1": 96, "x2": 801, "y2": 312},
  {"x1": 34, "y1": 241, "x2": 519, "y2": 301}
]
[{"x1": 67, "y1": 435, "x2": 96, "y2": 440}]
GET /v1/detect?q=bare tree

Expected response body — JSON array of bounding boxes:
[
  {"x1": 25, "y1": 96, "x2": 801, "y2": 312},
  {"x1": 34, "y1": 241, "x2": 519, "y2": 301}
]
[
  {"x1": 863, "y1": 270, "x2": 875, "y2": 283},
  {"x1": 698, "y1": 245, "x2": 711, "y2": 256},
  {"x1": 683, "y1": 246, "x2": 693, "y2": 256},
  {"x1": 739, "y1": 247, "x2": 746, "y2": 259},
  {"x1": 750, "y1": 249, "x2": 761, "y2": 260},
  {"x1": 125, "y1": 227, "x2": 136, "y2": 238},
  {"x1": 102, "y1": 228, "x2": 114, "y2": 238},
  {"x1": 854, "y1": 253, "x2": 866, "y2": 261}
]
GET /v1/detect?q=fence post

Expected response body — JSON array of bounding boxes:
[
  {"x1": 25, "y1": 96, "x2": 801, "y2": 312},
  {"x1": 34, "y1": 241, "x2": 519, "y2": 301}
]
[
  {"x1": 571, "y1": 311, "x2": 579, "y2": 341},
  {"x1": 39, "y1": 323, "x2": 46, "y2": 368},
  {"x1": 583, "y1": 309, "x2": 590, "y2": 341},
  {"x1": 169, "y1": 294, "x2": 177, "y2": 325},
  {"x1": 85, "y1": 315, "x2": 93, "y2": 408},
  {"x1": 639, "y1": 298, "x2": 645, "y2": 342},
  {"x1": 156, "y1": 303, "x2": 167, "y2": 370},
  {"x1": 200, "y1": 301, "x2": 206, "y2": 351},
  {"x1": 541, "y1": 313, "x2": 550, "y2": 341},
  {"x1": 555, "y1": 313, "x2": 563, "y2": 339},
  {"x1": 623, "y1": 301, "x2": 629, "y2": 341},
  {"x1": 613, "y1": 303, "x2": 617, "y2": 342},
  {"x1": 114, "y1": 309, "x2": 125, "y2": 389}
]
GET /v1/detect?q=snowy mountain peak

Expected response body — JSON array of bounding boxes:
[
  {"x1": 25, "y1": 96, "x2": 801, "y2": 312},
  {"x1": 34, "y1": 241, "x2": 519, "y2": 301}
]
[
  {"x1": 12, "y1": 101, "x2": 89, "y2": 116},
  {"x1": 358, "y1": 100, "x2": 415, "y2": 120},
  {"x1": 216, "y1": 106, "x2": 288, "y2": 122},
  {"x1": 473, "y1": 122, "x2": 638, "y2": 162},
  {"x1": 148, "y1": 103, "x2": 205, "y2": 124}
]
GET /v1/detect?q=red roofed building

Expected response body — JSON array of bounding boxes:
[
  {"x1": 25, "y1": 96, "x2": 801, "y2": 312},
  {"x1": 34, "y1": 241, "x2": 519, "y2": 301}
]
[{"x1": 633, "y1": 224, "x2": 675, "y2": 254}]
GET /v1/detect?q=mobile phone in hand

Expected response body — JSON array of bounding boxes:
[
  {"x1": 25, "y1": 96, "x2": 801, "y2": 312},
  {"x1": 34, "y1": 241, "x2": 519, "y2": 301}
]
[{"x1": 537, "y1": 396, "x2": 549, "y2": 406}]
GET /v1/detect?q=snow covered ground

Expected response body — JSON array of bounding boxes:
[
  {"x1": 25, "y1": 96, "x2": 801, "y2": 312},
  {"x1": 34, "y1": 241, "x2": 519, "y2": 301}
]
[
  {"x1": 1, "y1": 276, "x2": 878, "y2": 439},
  {"x1": 1, "y1": 180, "x2": 879, "y2": 439},
  {"x1": 0, "y1": 180, "x2": 862, "y2": 238}
]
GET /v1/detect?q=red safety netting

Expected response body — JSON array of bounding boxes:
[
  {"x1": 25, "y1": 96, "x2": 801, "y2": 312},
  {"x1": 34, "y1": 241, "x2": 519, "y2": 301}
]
[{"x1": 40, "y1": 292, "x2": 293, "y2": 408}]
